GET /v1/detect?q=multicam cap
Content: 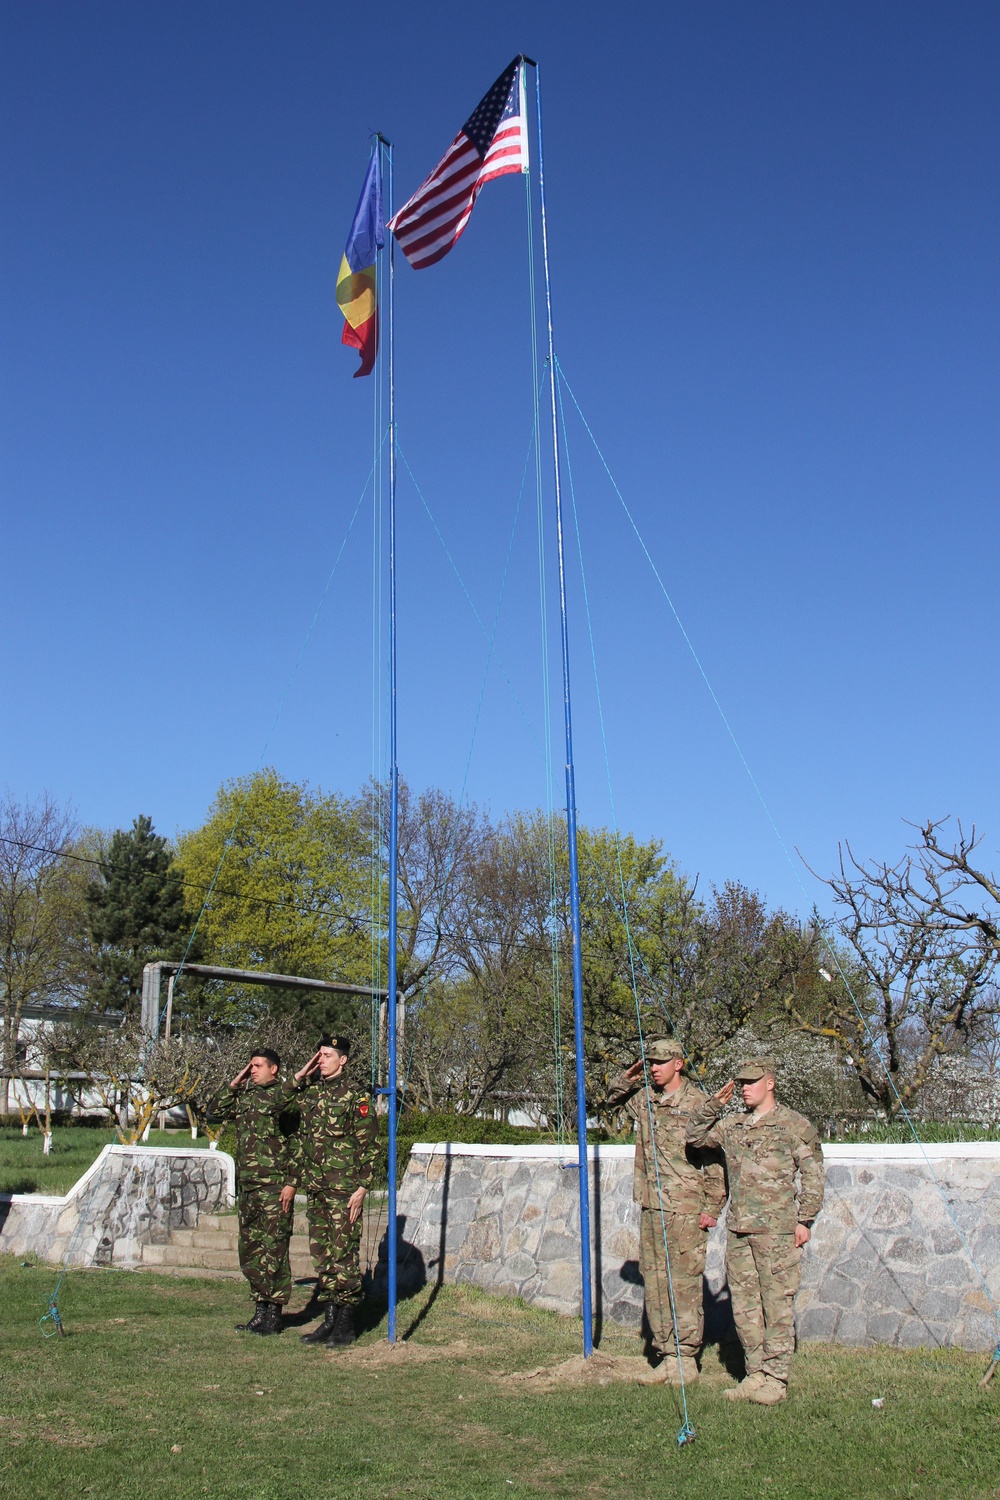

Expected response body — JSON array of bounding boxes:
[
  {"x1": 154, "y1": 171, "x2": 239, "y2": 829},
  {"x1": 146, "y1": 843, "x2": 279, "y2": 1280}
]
[
  {"x1": 642, "y1": 1036, "x2": 685, "y2": 1063},
  {"x1": 734, "y1": 1055, "x2": 777, "y2": 1082}
]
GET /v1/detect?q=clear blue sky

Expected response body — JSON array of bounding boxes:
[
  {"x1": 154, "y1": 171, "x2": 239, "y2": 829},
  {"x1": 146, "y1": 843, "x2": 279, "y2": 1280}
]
[{"x1": 3, "y1": 1, "x2": 998, "y2": 919}]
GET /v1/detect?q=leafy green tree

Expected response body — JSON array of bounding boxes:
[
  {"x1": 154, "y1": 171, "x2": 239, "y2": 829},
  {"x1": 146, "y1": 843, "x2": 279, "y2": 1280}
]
[
  {"x1": 174, "y1": 770, "x2": 373, "y2": 1028},
  {"x1": 575, "y1": 824, "x2": 701, "y2": 1106},
  {"x1": 85, "y1": 815, "x2": 191, "y2": 1017}
]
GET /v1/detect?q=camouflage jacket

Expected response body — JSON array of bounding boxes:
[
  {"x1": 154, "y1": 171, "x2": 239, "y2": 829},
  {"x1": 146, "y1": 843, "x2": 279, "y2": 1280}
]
[
  {"x1": 685, "y1": 1096, "x2": 825, "y2": 1234},
  {"x1": 608, "y1": 1071, "x2": 727, "y2": 1218},
  {"x1": 212, "y1": 1079, "x2": 296, "y2": 1191},
  {"x1": 286, "y1": 1075, "x2": 378, "y2": 1198}
]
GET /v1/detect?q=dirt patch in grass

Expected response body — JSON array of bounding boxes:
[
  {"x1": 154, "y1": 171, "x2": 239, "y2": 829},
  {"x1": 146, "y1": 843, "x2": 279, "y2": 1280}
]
[
  {"x1": 503, "y1": 1350, "x2": 657, "y2": 1390},
  {"x1": 0, "y1": 1414, "x2": 100, "y2": 1447},
  {"x1": 326, "y1": 1336, "x2": 483, "y2": 1369}
]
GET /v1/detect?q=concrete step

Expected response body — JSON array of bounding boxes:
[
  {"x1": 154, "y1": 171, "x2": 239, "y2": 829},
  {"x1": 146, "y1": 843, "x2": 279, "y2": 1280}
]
[
  {"x1": 141, "y1": 1200, "x2": 386, "y2": 1275},
  {"x1": 142, "y1": 1242, "x2": 315, "y2": 1275},
  {"x1": 199, "y1": 1216, "x2": 310, "y2": 1237},
  {"x1": 166, "y1": 1227, "x2": 313, "y2": 1254}
]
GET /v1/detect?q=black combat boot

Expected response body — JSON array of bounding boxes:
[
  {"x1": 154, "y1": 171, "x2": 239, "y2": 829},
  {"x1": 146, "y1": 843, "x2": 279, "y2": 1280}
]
[
  {"x1": 235, "y1": 1301, "x2": 267, "y2": 1333},
  {"x1": 253, "y1": 1302, "x2": 284, "y2": 1336},
  {"x1": 327, "y1": 1305, "x2": 356, "y2": 1347},
  {"x1": 300, "y1": 1303, "x2": 339, "y2": 1344}
]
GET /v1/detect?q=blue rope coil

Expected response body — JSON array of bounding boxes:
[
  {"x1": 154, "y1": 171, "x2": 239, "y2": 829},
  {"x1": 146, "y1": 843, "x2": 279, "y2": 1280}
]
[
  {"x1": 39, "y1": 1298, "x2": 64, "y2": 1339},
  {"x1": 677, "y1": 1421, "x2": 696, "y2": 1446}
]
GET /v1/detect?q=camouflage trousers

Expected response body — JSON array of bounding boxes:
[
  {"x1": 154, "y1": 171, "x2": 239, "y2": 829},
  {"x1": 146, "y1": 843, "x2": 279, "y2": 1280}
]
[
  {"x1": 639, "y1": 1207, "x2": 708, "y2": 1356},
  {"x1": 726, "y1": 1230, "x2": 802, "y2": 1382},
  {"x1": 307, "y1": 1193, "x2": 364, "y2": 1307},
  {"x1": 237, "y1": 1185, "x2": 293, "y2": 1306}
]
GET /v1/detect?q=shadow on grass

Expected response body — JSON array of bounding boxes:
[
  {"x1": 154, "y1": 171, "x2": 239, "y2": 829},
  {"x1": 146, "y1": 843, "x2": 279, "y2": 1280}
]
[{"x1": 284, "y1": 1210, "x2": 430, "y2": 1340}]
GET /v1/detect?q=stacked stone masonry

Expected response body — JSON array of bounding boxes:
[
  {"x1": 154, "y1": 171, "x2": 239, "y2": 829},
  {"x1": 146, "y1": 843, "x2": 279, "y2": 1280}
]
[
  {"x1": 392, "y1": 1142, "x2": 1000, "y2": 1352},
  {"x1": 3, "y1": 1140, "x2": 998, "y2": 1352},
  {"x1": 0, "y1": 1146, "x2": 234, "y2": 1269}
]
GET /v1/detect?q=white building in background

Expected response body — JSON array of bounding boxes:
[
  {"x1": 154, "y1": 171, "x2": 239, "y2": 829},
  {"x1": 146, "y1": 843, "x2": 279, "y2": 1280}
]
[{"x1": 4, "y1": 1001, "x2": 118, "y2": 1119}]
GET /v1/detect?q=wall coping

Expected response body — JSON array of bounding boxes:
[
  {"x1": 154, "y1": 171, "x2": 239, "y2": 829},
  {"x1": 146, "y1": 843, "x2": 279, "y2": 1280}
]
[
  {"x1": 408, "y1": 1140, "x2": 1000, "y2": 1164},
  {"x1": 0, "y1": 1144, "x2": 237, "y2": 1208}
]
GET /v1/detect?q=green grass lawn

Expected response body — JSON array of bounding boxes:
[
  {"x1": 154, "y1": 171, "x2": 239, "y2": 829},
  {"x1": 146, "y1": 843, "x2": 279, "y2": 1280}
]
[
  {"x1": 2, "y1": 1257, "x2": 997, "y2": 1500},
  {"x1": 0, "y1": 1126, "x2": 195, "y2": 1196}
]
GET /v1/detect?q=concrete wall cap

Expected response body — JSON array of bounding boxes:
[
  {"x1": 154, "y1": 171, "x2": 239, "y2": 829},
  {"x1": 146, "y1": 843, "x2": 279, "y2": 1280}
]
[{"x1": 407, "y1": 1140, "x2": 1000, "y2": 1164}]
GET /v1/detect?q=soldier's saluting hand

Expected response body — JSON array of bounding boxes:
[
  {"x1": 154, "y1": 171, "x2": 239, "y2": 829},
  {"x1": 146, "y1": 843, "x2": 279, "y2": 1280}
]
[
  {"x1": 687, "y1": 1057, "x2": 825, "y2": 1405},
  {"x1": 211, "y1": 1048, "x2": 297, "y2": 1337},
  {"x1": 289, "y1": 1034, "x2": 378, "y2": 1348},
  {"x1": 607, "y1": 1037, "x2": 726, "y2": 1386}
]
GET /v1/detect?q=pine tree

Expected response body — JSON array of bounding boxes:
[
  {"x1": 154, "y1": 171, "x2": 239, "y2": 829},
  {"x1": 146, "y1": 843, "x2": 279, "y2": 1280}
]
[{"x1": 85, "y1": 815, "x2": 192, "y2": 1016}]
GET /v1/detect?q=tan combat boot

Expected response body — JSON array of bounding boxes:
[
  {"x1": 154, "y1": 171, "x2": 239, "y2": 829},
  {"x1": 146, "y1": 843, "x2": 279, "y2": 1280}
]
[
  {"x1": 747, "y1": 1375, "x2": 787, "y2": 1405},
  {"x1": 721, "y1": 1371, "x2": 766, "y2": 1400},
  {"x1": 663, "y1": 1355, "x2": 699, "y2": 1386}
]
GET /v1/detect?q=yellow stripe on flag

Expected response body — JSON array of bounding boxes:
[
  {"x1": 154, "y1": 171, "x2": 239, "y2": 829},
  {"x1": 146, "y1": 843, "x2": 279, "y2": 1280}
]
[{"x1": 336, "y1": 255, "x2": 376, "y2": 330}]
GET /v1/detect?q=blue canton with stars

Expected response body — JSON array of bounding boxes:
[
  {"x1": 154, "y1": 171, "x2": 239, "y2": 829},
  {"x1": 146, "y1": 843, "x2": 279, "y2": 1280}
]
[{"x1": 462, "y1": 59, "x2": 520, "y2": 159}]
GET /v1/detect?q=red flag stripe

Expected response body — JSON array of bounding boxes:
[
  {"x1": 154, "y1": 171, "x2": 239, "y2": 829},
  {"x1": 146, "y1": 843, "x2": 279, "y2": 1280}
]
[{"x1": 388, "y1": 67, "x2": 527, "y2": 270}]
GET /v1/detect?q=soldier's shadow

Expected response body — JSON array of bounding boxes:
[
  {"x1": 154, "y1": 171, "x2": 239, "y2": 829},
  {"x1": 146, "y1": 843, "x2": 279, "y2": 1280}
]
[
  {"x1": 283, "y1": 1213, "x2": 428, "y2": 1336},
  {"x1": 359, "y1": 1214, "x2": 428, "y2": 1338},
  {"x1": 703, "y1": 1277, "x2": 743, "y2": 1378},
  {"x1": 622, "y1": 1258, "x2": 743, "y2": 1377},
  {"x1": 283, "y1": 1279, "x2": 322, "y2": 1328}
]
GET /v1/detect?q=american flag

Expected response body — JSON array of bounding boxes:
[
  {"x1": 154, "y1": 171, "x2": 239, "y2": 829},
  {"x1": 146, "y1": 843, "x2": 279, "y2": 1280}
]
[{"x1": 388, "y1": 59, "x2": 529, "y2": 270}]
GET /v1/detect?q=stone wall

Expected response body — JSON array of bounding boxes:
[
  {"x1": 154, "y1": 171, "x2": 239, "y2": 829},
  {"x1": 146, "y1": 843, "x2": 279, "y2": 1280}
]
[
  {"x1": 393, "y1": 1142, "x2": 1000, "y2": 1352},
  {"x1": 0, "y1": 1146, "x2": 235, "y2": 1269}
]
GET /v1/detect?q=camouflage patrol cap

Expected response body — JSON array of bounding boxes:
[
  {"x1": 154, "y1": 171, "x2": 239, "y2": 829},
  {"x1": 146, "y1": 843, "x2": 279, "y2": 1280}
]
[
  {"x1": 318, "y1": 1032, "x2": 351, "y2": 1054},
  {"x1": 734, "y1": 1055, "x2": 777, "y2": 1081},
  {"x1": 642, "y1": 1036, "x2": 685, "y2": 1063}
]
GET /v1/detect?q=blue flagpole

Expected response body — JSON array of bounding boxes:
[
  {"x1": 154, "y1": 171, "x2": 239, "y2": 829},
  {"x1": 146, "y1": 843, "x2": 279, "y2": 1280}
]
[
  {"x1": 380, "y1": 133, "x2": 400, "y2": 1345},
  {"x1": 530, "y1": 60, "x2": 594, "y2": 1358}
]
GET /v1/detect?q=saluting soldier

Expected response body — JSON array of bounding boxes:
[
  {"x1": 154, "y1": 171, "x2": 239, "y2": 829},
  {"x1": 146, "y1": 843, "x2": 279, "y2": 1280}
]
[
  {"x1": 686, "y1": 1055, "x2": 825, "y2": 1405},
  {"x1": 288, "y1": 1033, "x2": 379, "y2": 1347},
  {"x1": 213, "y1": 1047, "x2": 296, "y2": 1336},
  {"x1": 608, "y1": 1036, "x2": 726, "y2": 1384}
]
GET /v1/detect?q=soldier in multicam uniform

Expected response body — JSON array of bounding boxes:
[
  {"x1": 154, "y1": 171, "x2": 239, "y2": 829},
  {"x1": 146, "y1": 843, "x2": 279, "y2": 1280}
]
[
  {"x1": 608, "y1": 1036, "x2": 727, "y2": 1384},
  {"x1": 213, "y1": 1048, "x2": 297, "y2": 1336},
  {"x1": 686, "y1": 1055, "x2": 825, "y2": 1405},
  {"x1": 288, "y1": 1033, "x2": 378, "y2": 1348}
]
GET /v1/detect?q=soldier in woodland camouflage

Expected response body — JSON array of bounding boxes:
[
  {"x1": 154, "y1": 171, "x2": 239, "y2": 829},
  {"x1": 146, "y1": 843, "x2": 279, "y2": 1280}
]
[
  {"x1": 608, "y1": 1037, "x2": 726, "y2": 1384},
  {"x1": 686, "y1": 1055, "x2": 825, "y2": 1405},
  {"x1": 287, "y1": 1033, "x2": 378, "y2": 1347},
  {"x1": 212, "y1": 1048, "x2": 297, "y2": 1336}
]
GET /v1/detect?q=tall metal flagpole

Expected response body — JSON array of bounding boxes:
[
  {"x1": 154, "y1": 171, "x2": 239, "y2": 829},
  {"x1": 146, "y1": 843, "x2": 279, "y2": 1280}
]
[
  {"x1": 377, "y1": 132, "x2": 400, "y2": 1345},
  {"x1": 530, "y1": 60, "x2": 594, "y2": 1358}
]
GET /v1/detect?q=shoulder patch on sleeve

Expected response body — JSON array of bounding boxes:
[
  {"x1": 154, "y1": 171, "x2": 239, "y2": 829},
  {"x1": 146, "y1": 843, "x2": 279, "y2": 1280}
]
[{"x1": 358, "y1": 1100, "x2": 370, "y2": 1118}]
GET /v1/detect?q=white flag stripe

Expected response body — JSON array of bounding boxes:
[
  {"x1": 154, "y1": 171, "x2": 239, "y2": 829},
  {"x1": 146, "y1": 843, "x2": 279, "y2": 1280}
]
[{"x1": 388, "y1": 62, "x2": 529, "y2": 270}]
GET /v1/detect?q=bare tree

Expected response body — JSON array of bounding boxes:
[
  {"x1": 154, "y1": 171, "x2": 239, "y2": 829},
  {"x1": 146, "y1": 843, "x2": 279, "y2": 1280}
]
[
  {"x1": 0, "y1": 793, "x2": 80, "y2": 1112},
  {"x1": 42, "y1": 1020, "x2": 204, "y2": 1142},
  {"x1": 801, "y1": 820, "x2": 1000, "y2": 1117},
  {"x1": 406, "y1": 813, "x2": 554, "y2": 1117},
  {"x1": 367, "y1": 779, "x2": 488, "y2": 997}
]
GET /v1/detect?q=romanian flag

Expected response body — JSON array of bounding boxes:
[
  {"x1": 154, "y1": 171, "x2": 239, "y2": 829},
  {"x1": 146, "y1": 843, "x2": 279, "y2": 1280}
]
[{"x1": 337, "y1": 153, "x2": 384, "y2": 377}]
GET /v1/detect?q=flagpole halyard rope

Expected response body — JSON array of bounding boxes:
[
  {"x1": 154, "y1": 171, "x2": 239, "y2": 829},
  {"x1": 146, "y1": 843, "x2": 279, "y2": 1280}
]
[
  {"x1": 531, "y1": 58, "x2": 595, "y2": 1360},
  {"x1": 557, "y1": 376, "x2": 695, "y2": 1438},
  {"x1": 556, "y1": 359, "x2": 1000, "y2": 1347}
]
